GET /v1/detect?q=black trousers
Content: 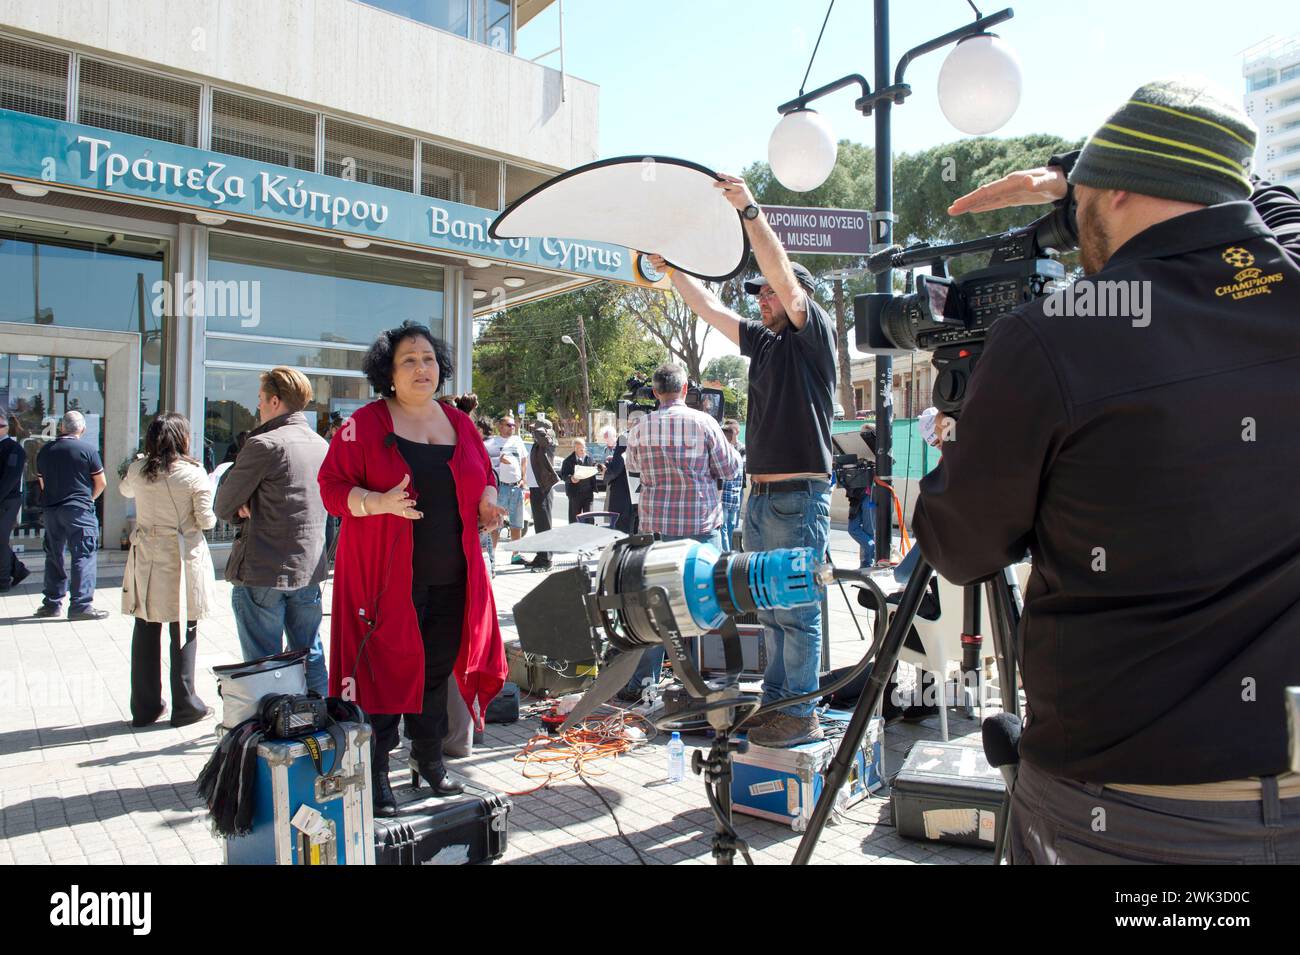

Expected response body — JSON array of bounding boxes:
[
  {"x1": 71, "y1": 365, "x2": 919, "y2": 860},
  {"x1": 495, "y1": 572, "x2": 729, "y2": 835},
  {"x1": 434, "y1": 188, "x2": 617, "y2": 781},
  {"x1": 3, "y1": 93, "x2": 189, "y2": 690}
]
[
  {"x1": 529, "y1": 486, "x2": 553, "y2": 564},
  {"x1": 0, "y1": 495, "x2": 23, "y2": 585},
  {"x1": 567, "y1": 492, "x2": 593, "y2": 525},
  {"x1": 371, "y1": 582, "x2": 466, "y2": 757},
  {"x1": 130, "y1": 618, "x2": 206, "y2": 725}
]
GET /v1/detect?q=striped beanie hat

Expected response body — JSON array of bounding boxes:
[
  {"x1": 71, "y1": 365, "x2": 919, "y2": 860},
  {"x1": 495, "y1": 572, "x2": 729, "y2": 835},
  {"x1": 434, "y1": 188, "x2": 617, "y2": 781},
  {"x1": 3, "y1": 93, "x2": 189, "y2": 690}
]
[{"x1": 1071, "y1": 77, "x2": 1257, "y2": 206}]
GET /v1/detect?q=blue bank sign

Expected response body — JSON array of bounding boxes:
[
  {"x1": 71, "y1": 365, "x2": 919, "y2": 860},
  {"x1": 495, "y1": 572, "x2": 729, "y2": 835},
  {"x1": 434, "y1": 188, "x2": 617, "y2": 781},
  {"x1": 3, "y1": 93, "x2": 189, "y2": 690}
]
[{"x1": 0, "y1": 108, "x2": 634, "y2": 283}]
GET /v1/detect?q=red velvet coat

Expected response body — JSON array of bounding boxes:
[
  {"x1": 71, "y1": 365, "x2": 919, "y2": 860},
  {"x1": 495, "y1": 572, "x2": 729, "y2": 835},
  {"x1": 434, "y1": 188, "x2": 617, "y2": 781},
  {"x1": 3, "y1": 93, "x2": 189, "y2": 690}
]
[{"x1": 318, "y1": 399, "x2": 505, "y2": 722}]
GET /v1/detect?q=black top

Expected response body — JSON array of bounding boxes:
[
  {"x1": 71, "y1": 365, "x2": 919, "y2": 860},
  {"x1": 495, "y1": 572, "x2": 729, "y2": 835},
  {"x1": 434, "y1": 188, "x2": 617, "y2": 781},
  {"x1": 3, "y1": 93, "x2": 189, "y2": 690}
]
[
  {"x1": 36, "y1": 436, "x2": 103, "y2": 510},
  {"x1": 0, "y1": 436, "x2": 26, "y2": 502},
  {"x1": 739, "y1": 296, "x2": 836, "y2": 475},
  {"x1": 395, "y1": 437, "x2": 466, "y2": 586},
  {"x1": 913, "y1": 173, "x2": 1300, "y2": 785},
  {"x1": 559, "y1": 452, "x2": 596, "y2": 498}
]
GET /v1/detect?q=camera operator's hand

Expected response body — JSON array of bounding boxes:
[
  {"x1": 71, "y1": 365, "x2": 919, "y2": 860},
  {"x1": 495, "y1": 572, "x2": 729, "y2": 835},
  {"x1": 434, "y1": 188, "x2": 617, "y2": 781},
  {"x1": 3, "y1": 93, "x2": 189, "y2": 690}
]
[
  {"x1": 714, "y1": 173, "x2": 757, "y2": 212},
  {"x1": 647, "y1": 254, "x2": 670, "y2": 274},
  {"x1": 948, "y1": 166, "x2": 1068, "y2": 217}
]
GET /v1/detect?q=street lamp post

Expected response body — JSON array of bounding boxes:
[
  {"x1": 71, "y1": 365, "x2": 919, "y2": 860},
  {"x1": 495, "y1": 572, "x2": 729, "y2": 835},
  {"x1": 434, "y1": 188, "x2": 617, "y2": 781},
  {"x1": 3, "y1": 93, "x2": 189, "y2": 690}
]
[
  {"x1": 561, "y1": 315, "x2": 591, "y2": 438},
  {"x1": 769, "y1": 2, "x2": 1019, "y2": 564}
]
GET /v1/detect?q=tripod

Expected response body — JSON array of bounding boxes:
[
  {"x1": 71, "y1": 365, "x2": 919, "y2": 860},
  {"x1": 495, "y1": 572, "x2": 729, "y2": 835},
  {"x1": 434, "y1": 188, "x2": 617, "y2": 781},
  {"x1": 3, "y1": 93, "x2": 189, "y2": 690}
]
[{"x1": 792, "y1": 554, "x2": 1024, "y2": 865}]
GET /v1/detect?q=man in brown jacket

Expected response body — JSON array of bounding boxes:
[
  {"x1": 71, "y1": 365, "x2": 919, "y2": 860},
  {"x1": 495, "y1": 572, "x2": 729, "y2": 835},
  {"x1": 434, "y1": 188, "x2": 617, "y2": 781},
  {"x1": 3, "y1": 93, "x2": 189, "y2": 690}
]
[{"x1": 215, "y1": 367, "x2": 330, "y2": 694}]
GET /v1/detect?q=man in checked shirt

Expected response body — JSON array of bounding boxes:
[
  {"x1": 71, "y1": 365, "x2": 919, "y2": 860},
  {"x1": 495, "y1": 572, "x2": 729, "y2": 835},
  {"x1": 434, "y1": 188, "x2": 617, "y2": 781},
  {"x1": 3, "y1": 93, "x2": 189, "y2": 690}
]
[{"x1": 614, "y1": 362, "x2": 741, "y2": 703}]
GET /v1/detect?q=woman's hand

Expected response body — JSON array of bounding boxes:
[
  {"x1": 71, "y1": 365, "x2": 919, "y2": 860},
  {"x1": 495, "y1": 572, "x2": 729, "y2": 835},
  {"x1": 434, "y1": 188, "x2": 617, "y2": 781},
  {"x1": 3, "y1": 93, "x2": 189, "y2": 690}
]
[
  {"x1": 478, "y1": 493, "x2": 507, "y2": 533},
  {"x1": 375, "y1": 475, "x2": 422, "y2": 520}
]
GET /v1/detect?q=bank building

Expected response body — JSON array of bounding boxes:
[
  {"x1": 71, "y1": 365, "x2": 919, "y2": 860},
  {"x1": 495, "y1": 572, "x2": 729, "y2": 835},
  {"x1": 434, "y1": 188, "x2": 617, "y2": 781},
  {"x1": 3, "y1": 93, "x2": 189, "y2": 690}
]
[{"x1": 0, "y1": 0, "x2": 640, "y2": 551}]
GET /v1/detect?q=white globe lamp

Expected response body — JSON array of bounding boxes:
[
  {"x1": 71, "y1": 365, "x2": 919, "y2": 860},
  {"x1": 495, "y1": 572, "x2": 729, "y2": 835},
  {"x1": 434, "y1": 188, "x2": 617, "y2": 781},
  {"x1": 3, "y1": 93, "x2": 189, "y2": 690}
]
[
  {"x1": 768, "y1": 109, "x2": 838, "y2": 193},
  {"x1": 936, "y1": 34, "x2": 1022, "y2": 135}
]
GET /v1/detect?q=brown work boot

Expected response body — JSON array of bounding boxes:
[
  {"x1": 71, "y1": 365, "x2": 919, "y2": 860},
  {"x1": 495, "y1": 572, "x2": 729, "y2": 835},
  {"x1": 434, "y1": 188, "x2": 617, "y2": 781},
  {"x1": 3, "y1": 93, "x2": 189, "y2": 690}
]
[{"x1": 747, "y1": 712, "x2": 824, "y2": 748}]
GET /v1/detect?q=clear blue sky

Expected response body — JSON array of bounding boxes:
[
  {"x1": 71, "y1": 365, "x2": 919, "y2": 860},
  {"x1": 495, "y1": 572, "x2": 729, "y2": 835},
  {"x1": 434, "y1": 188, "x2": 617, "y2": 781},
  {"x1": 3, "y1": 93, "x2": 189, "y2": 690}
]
[{"x1": 519, "y1": 0, "x2": 1295, "y2": 172}]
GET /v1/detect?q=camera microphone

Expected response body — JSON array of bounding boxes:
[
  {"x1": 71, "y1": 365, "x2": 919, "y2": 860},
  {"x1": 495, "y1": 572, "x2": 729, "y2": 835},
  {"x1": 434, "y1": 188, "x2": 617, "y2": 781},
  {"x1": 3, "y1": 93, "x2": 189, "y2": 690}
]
[{"x1": 866, "y1": 244, "x2": 904, "y2": 274}]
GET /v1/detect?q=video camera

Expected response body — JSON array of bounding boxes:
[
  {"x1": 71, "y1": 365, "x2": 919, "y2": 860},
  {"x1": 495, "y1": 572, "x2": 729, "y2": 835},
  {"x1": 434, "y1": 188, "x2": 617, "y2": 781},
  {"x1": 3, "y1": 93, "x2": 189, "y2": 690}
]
[
  {"x1": 623, "y1": 373, "x2": 726, "y2": 425},
  {"x1": 853, "y1": 202, "x2": 1078, "y2": 414},
  {"x1": 831, "y1": 428, "x2": 877, "y2": 497}
]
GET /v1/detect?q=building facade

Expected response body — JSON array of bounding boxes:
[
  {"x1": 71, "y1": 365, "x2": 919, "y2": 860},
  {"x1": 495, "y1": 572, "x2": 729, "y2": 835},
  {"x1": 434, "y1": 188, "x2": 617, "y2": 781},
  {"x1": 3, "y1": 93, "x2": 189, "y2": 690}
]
[
  {"x1": 0, "y1": 0, "x2": 649, "y2": 550},
  {"x1": 1244, "y1": 35, "x2": 1300, "y2": 191}
]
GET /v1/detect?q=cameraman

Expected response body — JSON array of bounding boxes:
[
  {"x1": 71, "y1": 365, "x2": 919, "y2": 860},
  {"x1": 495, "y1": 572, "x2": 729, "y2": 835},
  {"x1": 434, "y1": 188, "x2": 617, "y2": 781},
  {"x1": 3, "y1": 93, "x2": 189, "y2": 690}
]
[
  {"x1": 648, "y1": 173, "x2": 836, "y2": 748},
  {"x1": 911, "y1": 79, "x2": 1300, "y2": 863}
]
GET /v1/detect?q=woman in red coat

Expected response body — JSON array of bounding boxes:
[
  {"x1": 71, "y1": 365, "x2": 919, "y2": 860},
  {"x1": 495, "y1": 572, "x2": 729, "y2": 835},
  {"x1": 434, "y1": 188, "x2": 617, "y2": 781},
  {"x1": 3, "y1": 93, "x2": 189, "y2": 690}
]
[{"x1": 318, "y1": 321, "x2": 506, "y2": 816}]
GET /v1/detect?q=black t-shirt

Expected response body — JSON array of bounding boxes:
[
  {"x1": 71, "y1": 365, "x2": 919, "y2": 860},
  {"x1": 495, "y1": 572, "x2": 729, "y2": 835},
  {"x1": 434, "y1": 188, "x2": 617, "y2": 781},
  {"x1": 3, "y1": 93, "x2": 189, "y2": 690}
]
[
  {"x1": 395, "y1": 437, "x2": 466, "y2": 585},
  {"x1": 739, "y1": 296, "x2": 836, "y2": 475},
  {"x1": 36, "y1": 436, "x2": 103, "y2": 510}
]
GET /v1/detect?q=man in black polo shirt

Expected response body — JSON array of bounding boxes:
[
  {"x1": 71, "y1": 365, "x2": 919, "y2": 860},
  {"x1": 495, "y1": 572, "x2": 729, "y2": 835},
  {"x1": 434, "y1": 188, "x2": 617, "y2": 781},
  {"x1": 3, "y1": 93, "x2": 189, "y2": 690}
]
[
  {"x1": 35, "y1": 410, "x2": 107, "y2": 620},
  {"x1": 648, "y1": 173, "x2": 836, "y2": 747},
  {"x1": 913, "y1": 78, "x2": 1300, "y2": 862}
]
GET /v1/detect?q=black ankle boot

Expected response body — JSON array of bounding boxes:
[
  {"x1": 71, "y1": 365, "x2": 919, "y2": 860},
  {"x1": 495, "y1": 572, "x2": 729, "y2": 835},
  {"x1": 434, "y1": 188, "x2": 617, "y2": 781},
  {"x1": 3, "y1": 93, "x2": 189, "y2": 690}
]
[
  {"x1": 372, "y1": 747, "x2": 398, "y2": 817},
  {"x1": 408, "y1": 739, "x2": 464, "y2": 797}
]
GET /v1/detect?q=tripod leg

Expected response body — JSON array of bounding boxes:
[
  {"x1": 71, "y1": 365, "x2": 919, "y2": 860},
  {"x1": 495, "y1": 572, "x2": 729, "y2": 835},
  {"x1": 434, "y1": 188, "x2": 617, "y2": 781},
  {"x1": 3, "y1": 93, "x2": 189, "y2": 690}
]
[
  {"x1": 960, "y1": 585, "x2": 983, "y2": 719},
  {"x1": 793, "y1": 558, "x2": 937, "y2": 865},
  {"x1": 985, "y1": 568, "x2": 1024, "y2": 864}
]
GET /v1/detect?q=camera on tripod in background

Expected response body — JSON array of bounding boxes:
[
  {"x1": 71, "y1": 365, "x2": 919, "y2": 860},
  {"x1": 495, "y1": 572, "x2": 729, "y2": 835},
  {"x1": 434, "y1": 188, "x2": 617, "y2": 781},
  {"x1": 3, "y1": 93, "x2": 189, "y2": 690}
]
[
  {"x1": 853, "y1": 201, "x2": 1078, "y2": 415},
  {"x1": 622, "y1": 373, "x2": 726, "y2": 425}
]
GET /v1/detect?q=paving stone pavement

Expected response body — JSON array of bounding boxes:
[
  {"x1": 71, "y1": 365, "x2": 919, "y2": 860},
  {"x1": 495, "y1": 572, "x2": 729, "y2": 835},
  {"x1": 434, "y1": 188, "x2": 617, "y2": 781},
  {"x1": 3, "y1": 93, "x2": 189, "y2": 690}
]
[{"x1": 0, "y1": 520, "x2": 1002, "y2": 866}]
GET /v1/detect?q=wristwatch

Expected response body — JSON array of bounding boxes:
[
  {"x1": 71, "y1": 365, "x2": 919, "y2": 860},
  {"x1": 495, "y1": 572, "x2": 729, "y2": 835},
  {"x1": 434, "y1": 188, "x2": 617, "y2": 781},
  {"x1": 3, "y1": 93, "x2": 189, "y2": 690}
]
[{"x1": 741, "y1": 203, "x2": 760, "y2": 221}]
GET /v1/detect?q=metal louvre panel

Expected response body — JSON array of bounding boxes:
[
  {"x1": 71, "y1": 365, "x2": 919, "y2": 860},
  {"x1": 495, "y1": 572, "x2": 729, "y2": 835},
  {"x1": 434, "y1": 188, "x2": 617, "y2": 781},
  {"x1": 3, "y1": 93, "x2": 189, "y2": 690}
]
[
  {"x1": 421, "y1": 141, "x2": 500, "y2": 209},
  {"x1": 78, "y1": 58, "x2": 200, "y2": 146},
  {"x1": 323, "y1": 118, "x2": 413, "y2": 192},
  {"x1": 505, "y1": 163, "x2": 552, "y2": 205},
  {"x1": 0, "y1": 35, "x2": 68, "y2": 120},
  {"x1": 211, "y1": 90, "x2": 316, "y2": 171}
]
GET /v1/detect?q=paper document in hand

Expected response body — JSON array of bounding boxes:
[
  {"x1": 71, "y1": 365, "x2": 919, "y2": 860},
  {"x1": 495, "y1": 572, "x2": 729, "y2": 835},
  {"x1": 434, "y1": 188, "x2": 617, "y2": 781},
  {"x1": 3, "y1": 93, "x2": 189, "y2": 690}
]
[{"x1": 573, "y1": 465, "x2": 599, "y2": 480}]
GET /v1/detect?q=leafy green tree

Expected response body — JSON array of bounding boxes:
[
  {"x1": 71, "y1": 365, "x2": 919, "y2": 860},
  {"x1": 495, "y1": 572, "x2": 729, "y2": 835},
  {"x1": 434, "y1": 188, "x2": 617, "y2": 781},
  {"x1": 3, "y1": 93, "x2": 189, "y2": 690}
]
[{"x1": 473, "y1": 283, "x2": 663, "y2": 433}]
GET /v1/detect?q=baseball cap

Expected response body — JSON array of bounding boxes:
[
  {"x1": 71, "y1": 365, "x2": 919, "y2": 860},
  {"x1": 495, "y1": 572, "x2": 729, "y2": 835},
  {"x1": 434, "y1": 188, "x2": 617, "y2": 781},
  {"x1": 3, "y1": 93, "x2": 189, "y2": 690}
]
[{"x1": 745, "y1": 262, "x2": 817, "y2": 296}]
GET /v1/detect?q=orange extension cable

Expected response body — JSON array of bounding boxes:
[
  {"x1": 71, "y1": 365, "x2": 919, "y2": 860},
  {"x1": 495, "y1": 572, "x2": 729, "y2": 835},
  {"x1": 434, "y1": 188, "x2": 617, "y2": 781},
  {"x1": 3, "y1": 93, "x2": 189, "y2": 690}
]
[{"x1": 507, "y1": 707, "x2": 657, "y2": 797}]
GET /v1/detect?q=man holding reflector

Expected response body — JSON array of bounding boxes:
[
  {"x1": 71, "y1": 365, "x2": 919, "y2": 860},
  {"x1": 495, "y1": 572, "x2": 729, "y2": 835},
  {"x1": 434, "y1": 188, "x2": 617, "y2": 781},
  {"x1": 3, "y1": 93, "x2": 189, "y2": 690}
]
[{"x1": 648, "y1": 173, "x2": 836, "y2": 748}]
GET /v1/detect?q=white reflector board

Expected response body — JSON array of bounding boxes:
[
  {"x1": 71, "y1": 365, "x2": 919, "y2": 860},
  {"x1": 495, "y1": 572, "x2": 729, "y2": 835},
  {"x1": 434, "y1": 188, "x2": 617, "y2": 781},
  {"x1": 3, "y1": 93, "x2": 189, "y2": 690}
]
[{"x1": 489, "y1": 156, "x2": 750, "y2": 282}]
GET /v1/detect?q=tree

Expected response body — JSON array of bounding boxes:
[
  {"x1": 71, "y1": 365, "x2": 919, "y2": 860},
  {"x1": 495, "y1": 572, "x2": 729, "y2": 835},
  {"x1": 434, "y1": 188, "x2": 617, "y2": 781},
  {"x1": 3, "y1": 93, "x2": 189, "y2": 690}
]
[
  {"x1": 702, "y1": 355, "x2": 747, "y2": 387},
  {"x1": 617, "y1": 285, "x2": 711, "y2": 382},
  {"x1": 473, "y1": 283, "x2": 663, "y2": 432}
]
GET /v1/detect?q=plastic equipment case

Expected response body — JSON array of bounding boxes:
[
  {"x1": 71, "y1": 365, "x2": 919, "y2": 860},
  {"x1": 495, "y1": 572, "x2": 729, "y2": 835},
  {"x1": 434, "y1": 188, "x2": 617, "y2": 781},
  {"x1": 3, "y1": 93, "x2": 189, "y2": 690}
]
[
  {"x1": 504, "y1": 639, "x2": 598, "y2": 696},
  {"x1": 891, "y1": 740, "x2": 1006, "y2": 849},
  {"x1": 224, "y1": 722, "x2": 375, "y2": 865},
  {"x1": 730, "y1": 713, "x2": 883, "y2": 832},
  {"x1": 373, "y1": 780, "x2": 512, "y2": 865}
]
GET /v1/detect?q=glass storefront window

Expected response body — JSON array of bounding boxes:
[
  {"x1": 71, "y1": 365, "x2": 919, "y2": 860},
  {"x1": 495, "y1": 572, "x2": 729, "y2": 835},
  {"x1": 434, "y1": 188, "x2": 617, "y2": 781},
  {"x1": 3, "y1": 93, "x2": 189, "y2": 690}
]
[
  {"x1": 206, "y1": 234, "x2": 443, "y2": 344},
  {"x1": 0, "y1": 355, "x2": 107, "y2": 541},
  {"x1": 354, "y1": 0, "x2": 511, "y2": 52},
  {"x1": 205, "y1": 336, "x2": 367, "y2": 373},
  {"x1": 0, "y1": 221, "x2": 168, "y2": 438}
]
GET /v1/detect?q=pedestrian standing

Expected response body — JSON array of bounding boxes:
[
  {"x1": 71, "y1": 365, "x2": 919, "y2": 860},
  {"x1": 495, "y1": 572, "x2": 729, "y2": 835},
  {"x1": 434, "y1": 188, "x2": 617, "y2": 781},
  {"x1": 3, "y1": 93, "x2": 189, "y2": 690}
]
[
  {"x1": 35, "y1": 411, "x2": 108, "y2": 620},
  {"x1": 0, "y1": 411, "x2": 30, "y2": 591},
  {"x1": 120, "y1": 413, "x2": 215, "y2": 728},
  {"x1": 214, "y1": 367, "x2": 330, "y2": 695}
]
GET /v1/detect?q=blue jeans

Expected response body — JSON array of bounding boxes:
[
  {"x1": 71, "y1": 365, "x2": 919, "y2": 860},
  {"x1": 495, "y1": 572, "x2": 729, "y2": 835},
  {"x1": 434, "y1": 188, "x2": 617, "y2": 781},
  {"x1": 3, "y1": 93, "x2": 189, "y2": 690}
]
[
  {"x1": 624, "y1": 528, "x2": 724, "y2": 693},
  {"x1": 848, "y1": 499, "x2": 876, "y2": 567},
  {"x1": 744, "y1": 483, "x2": 830, "y2": 718},
  {"x1": 497, "y1": 483, "x2": 525, "y2": 529},
  {"x1": 42, "y1": 504, "x2": 98, "y2": 613},
  {"x1": 231, "y1": 584, "x2": 327, "y2": 696},
  {"x1": 721, "y1": 504, "x2": 741, "y2": 551}
]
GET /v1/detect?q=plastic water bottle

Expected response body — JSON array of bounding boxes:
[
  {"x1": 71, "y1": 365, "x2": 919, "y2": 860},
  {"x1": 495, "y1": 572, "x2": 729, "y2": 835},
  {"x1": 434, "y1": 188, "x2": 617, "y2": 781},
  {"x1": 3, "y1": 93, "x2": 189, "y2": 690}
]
[{"x1": 667, "y1": 732, "x2": 685, "y2": 783}]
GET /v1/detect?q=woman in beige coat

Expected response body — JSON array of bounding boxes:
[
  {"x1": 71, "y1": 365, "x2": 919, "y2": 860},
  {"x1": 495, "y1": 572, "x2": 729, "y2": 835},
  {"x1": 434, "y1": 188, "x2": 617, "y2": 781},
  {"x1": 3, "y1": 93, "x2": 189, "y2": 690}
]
[{"x1": 120, "y1": 413, "x2": 216, "y2": 728}]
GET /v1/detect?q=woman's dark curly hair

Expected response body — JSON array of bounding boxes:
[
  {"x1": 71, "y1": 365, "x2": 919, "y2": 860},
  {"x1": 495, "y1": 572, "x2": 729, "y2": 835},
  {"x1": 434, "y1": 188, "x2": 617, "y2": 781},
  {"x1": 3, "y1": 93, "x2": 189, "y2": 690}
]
[{"x1": 362, "y1": 321, "x2": 454, "y2": 397}]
